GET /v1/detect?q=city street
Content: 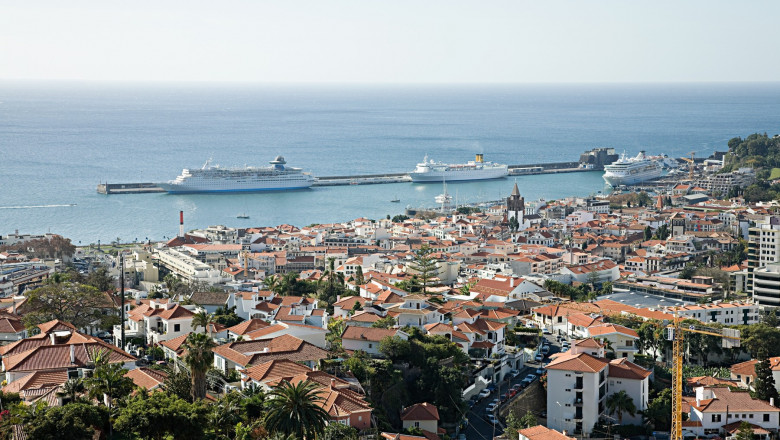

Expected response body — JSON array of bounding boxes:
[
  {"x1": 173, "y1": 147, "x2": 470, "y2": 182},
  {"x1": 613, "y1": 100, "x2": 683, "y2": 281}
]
[{"x1": 462, "y1": 333, "x2": 562, "y2": 440}]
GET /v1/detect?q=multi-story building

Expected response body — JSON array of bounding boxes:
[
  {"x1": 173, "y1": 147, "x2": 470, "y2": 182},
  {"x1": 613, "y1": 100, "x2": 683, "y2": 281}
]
[
  {"x1": 753, "y1": 264, "x2": 780, "y2": 306},
  {"x1": 665, "y1": 301, "x2": 759, "y2": 326},
  {"x1": 748, "y1": 216, "x2": 780, "y2": 298},
  {"x1": 546, "y1": 339, "x2": 650, "y2": 435},
  {"x1": 154, "y1": 248, "x2": 226, "y2": 284}
]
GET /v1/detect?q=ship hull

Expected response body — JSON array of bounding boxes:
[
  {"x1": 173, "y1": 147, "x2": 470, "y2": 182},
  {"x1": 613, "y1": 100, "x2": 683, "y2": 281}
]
[
  {"x1": 603, "y1": 169, "x2": 662, "y2": 186},
  {"x1": 157, "y1": 179, "x2": 313, "y2": 194},
  {"x1": 410, "y1": 167, "x2": 508, "y2": 183}
]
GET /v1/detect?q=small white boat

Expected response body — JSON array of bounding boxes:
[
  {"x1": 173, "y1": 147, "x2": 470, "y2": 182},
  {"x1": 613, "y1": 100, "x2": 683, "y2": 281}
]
[
  {"x1": 390, "y1": 196, "x2": 400, "y2": 203},
  {"x1": 236, "y1": 213, "x2": 250, "y2": 219}
]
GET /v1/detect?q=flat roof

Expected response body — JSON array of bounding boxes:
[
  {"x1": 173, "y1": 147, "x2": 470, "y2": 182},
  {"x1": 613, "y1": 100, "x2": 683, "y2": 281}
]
[{"x1": 599, "y1": 290, "x2": 692, "y2": 309}]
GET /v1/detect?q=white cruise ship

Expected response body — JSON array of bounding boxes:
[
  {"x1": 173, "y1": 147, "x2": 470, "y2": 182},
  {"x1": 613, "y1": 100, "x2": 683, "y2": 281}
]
[
  {"x1": 158, "y1": 156, "x2": 314, "y2": 193},
  {"x1": 602, "y1": 151, "x2": 663, "y2": 187},
  {"x1": 410, "y1": 154, "x2": 508, "y2": 183}
]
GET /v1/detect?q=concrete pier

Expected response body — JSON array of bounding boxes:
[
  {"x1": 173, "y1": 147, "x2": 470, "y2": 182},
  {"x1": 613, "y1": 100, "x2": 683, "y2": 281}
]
[{"x1": 96, "y1": 160, "x2": 592, "y2": 194}]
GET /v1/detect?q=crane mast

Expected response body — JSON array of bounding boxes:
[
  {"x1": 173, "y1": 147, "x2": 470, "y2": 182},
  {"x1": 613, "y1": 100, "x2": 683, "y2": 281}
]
[{"x1": 667, "y1": 317, "x2": 740, "y2": 440}]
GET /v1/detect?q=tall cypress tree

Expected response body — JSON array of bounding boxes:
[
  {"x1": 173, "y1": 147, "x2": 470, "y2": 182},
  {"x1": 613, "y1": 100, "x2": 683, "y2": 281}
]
[{"x1": 753, "y1": 349, "x2": 779, "y2": 403}]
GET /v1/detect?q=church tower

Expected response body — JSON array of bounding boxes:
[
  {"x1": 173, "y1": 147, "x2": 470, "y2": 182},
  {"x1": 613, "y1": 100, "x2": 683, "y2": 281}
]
[{"x1": 507, "y1": 182, "x2": 525, "y2": 224}]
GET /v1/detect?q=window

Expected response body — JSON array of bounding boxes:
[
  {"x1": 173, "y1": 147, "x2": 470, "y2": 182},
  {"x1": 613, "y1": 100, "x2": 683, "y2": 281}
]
[
  {"x1": 174, "y1": 324, "x2": 180, "y2": 332},
  {"x1": 414, "y1": 422, "x2": 420, "y2": 428},
  {"x1": 368, "y1": 343, "x2": 373, "y2": 348},
  {"x1": 764, "y1": 414, "x2": 770, "y2": 422}
]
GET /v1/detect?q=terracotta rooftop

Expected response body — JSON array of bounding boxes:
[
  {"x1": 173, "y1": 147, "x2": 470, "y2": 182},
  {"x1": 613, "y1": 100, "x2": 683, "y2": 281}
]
[
  {"x1": 518, "y1": 425, "x2": 576, "y2": 440},
  {"x1": 546, "y1": 352, "x2": 608, "y2": 373},
  {"x1": 607, "y1": 358, "x2": 652, "y2": 380},
  {"x1": 401, "y1": 402, "x2": 440, "y2": 421}
]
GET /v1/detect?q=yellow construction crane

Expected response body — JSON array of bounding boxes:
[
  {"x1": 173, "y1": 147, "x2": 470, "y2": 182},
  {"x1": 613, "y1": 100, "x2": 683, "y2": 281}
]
[
  {"x1": 679, "y1": 152, "x2": 696, "y2": 181},
  {"x1": 666, "y1": 318, "x2": 740, "y2": 440}
]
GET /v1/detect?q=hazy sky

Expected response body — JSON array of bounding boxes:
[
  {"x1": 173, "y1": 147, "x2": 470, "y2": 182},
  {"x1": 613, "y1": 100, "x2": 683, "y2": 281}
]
[{"x1": 2, "y1": 0, "x2": 779, "y2": 83}]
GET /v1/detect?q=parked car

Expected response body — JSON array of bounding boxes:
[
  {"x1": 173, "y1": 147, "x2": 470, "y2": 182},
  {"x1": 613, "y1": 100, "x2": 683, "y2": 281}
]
[
  {"x1": 508, "y1": 389, "x2": 517, "y2": 398},
  {"x1": 536, "y1": 367, "x2": 545, "y2": 375},
  {"x1": 511, "y1": 384, "x2": 522, "y2": 392},
  {"x1": 521, "y1": 374, "x2": 537, "y2": 386},
  {"x1": 535, "y1": 353, "x2": 543, "y2": 362},
  {"x1": 510, "y1": 369, "x2": 520, "y2": 378},
  {"x1": 542, "y1": 328, "x2": 551, "y2": 335},
  {"x1": 478, "y1": 389, "x2": 491, "y2": 399},
  {"x1": 541, "y1": 345, "x2": 550, "y2": 354},
  {"x1": 486, "y1": 403, "x2": 498, "y2": 414},
  {"x1": 562, "y1": 341, "x2": 570, "y2": 349},
  {"x1": 486, "y1": 414, "x2": 499, "y2": 425}
]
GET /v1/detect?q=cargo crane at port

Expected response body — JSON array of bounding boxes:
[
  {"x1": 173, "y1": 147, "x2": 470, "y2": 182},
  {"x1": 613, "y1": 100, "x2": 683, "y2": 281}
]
[{"x1": 666, "y1": 316, "x2": 740, "y2": 440}]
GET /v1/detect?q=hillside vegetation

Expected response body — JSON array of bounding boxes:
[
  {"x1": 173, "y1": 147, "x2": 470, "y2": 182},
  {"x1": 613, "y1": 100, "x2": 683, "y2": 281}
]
[
  {"x1": 722, "y1": 133, "x2": 780, "y2": 176},
  {"x1": 722, "y1": 133, "x2": 780, "y2": 203}
]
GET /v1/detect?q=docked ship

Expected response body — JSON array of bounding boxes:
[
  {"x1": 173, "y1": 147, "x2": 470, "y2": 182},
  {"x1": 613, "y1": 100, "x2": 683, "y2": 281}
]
[
  {"x1": 410, "y1": 154, "x2": 508, "y2": 183},
  {"x1": 602, "y1": 151, "x2": 663, "y2": 187},
  {"x1": 158, "y1": 156, "x2": 314, "y2": 193}
]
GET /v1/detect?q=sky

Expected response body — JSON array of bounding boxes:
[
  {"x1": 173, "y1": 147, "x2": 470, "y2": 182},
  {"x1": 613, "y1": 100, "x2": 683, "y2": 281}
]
[{"x1": 2, "y1": 0, "x2": 780, "y2": 83}]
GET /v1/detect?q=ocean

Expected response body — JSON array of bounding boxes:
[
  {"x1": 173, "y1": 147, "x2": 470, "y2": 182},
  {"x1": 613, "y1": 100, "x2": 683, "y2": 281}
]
[{"x1": 1, "y1": 82, "x2": 779, "y2": 244}]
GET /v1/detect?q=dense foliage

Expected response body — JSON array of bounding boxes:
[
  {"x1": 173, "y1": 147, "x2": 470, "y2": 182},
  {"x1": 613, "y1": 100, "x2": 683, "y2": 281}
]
[{"x1": 722, "y1": 133, "x2": 780, "y2": 202}]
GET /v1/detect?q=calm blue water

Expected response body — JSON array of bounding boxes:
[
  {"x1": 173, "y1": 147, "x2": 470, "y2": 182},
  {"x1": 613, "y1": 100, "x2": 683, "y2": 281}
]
[{"x1": 1, "y1": 82, "x2": 779, "y2": 244}]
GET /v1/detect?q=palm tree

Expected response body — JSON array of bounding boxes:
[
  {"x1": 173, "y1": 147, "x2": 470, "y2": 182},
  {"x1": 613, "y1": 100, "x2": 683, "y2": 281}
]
[
  {"x1": 183, "y1": 332, "x2": 216, "y2": 400},
  {"x1": 319, "y1": 257, "x2": 344, "y2": 299},
  {"x1": 264, "y1": 380, "x2": 330, "y2": 439},
  {"x1": 264, "y1": 274, "x2": 281, "y2": 296},
  {"x1": 61, "y1": 377, "x2": 85, "y2": 403},
  {"x1": 605, "y1": 390, "x2": 636, "y2": 424},
  {"x1": 86, "y1": 358, "x2": 133, "y2": 409},
  {"x1": 192, "y1": 309, "x2": 215, "y2": 337}
]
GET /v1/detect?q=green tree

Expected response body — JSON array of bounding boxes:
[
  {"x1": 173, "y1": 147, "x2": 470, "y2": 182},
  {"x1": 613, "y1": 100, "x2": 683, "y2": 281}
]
[
  {"x1": 214, "y1": 305, "x2": 244, "y2": 327},
  {"x1": 391, "y1": 214, "x2": 409, "y2": 223},
  {"x1": 18, "y1": 402, "x2": 107, "y2": 440},
  {"x1": 22, "y1": 281, "x2": 115, "y2": 331},
  {"x1": 519, "y1": 410, "x2": 538, "y2": 428},
  {"x1": 61, "y1": 377, "x2": 85, "y2": 404},
  {"x1": 754, "y1": 350, "x2": 780, "y2": 403},
  {"x1": 408, "y1": 245, "x2": 438, "y2": 295},
  {"x1": 372, "y1": 315, "x2": 397, "y2": 329},
  {"x1": 163, "y1": 367, "x2": 194, "y2": 403},
  {"x1": 354, "y1": 265, "x2": 365, "y2": 285},
  {"x1": 264, "y1": 380, "x2": 330, "y2": 440},
  {"x1": 83, "y1": 266, "x2": 115, "y2": 292},
  {"x1": 735, "y1": 421, "x2": 755, "y2": 440},
  {"x1": 643, "y1": 226, "x2": 652, "y2": 241},
  {"x1": 114, "y1": 391, "x2": 208, "y2": 440},
  {"x1": 379, "y1": 336, "x2": 411, "y2": 361},
  {"x1": 741, "y1": 323, "x2": 780, "y2": 358},
  {"x1": 605, "y1": 390, "x2": 637, "y2": 424},
  {"x1": 320, "y1": 423, "x2": 359, "y2": 440},
  {"x1": 509, "y1": 215, "x2": 519, "y2": 232},
  {"x1": 643, "y1": 388, "x2": 672, "y2": 431},
  {"x1": 760, "y1": 309, "x2": 780, "y2": 328},
  {"x1": 209, "y1": 391, "x2": 244, "y2": 439},
  {"x1": 85, "y1": 349, "x2": 133, "y2": 410},
  {"x1": 504, "y1": 410, "x2": 538, "y2": 438},
  {"x1": 679, "y1": 263, "x2": 697, "y2": 280},
  {"x1": 326, "y1": 318, "x2": 346, "y2": 352},
  {"x1": 183, "y1": 332, "x2": 216, "y2": 400}
]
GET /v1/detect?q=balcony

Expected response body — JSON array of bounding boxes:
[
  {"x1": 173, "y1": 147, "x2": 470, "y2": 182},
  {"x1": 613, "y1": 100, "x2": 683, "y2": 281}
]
[
  {"x1": 573, "y1": 380, "x2": 584, "y2": 390},
  {"x1": 573, "y1": 397, "x2": 583, "y2": 407}
]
